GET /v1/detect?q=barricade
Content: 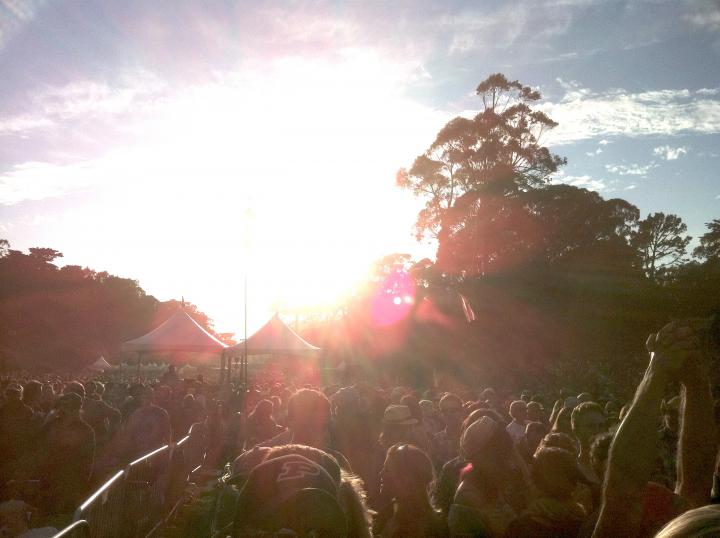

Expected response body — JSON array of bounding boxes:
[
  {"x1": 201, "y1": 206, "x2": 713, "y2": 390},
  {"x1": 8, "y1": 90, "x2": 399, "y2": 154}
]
[
  {"x1": 122, "y1": 444, "x2": 171, "y2": 538},
  {"x1": 52, "y1": 519, "x2": 90, "y2": 538},
  {"x1": 72, "y1": 470, "x2": 125, "y2": 538},
  {"x1": 184, "y1": 422, "x2": 207, "y2": 477},
  {"x1": 164, "y1": 435, "x2": 189, "y2": 519},
  {"x1": 69, "y1": 424, "x2": 206, "y2": 538}
]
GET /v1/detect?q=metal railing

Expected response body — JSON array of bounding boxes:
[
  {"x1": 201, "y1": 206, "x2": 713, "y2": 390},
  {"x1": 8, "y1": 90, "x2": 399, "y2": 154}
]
[
  {"x1": 53, "y1": 422, "x2": 208, "y2": 538},
  {"x1": 71, "y1": 470, "x2": 125, "y2": 538},
  {"x1": 52, "y1": 519, "x2": 90, "y2": 538}
]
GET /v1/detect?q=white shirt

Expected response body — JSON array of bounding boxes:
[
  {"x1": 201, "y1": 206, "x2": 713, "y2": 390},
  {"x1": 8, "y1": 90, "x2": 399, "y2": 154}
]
[{"x1": 506, "y1": 420, "x2": 526, "y2": 445}]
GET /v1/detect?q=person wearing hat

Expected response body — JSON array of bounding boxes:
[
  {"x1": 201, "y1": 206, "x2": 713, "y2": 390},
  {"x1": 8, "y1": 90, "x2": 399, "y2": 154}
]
[
  {"x1": 232, "y1": 454, "x2": 348, "y2": 537},
  {"x1": 366, "y1": 405, "x2": 420, "y2": 511},
  {"x1": 36, "y1": 391, "x2": 95, "y2": 515},
  {"x1": 448, "y1": 416, "x2": 521, "y2": 538}
]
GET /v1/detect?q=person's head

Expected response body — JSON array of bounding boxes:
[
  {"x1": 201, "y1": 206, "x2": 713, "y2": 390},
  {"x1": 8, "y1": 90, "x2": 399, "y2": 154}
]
[
  {"x1": 233, "y1": 454, "x2": 347, "y2": 538},
  {"x1": 536, "y1": 432, "x2": 578, "y2": 457},
  {"x1": 381, "y1": 405, "x2": 418, "y2": 448},
  {"x1": 439, "y1": 393, "x2": 464, "y2": 429},
  {"x1": 589, "y1": 432, "x2": 614, "y2": 480},
  {"x1": 479, "y1": 388, "x2": 497, "y2": 408},
  {"x1": 576, "y1": 392, "x2": 592, "y2": 404},
  {"x1": 526, "y1": 401, "x2": 545, "y2": 423},
  {"x1": 380, "y1": 443, "x2": 435, "y2": 503},
  {"x1": 662, "y1": 396, "x2": 681, "y2": 433},
  {"x1": 509, "y1": 400, "x2": 528, "y2": 423},
  {"x1": 0, "y1": 500, "x2": 33, "y2": 535},
  {"x1": 400, "y1": 394, "x2": 422, "y2": 423},
  {"x1": 524, "y1": 421, "x2": 549, "y2": 454},
  {"x1": 22, "y1": 381, "x2": 42, "y2": 404},
  {"x1": 287, "y1": 389, "x2": 331, "y2": 441},
  {"x1": 64, "y1": 381, "x2": 85, "y2": 399},
  {"x1": 551, "y1": 406, "x2": 574, "y2": 436},
  {"x1": 4, "y1": 384, "x2": 23, "y2": 401},
  {"x1": 250, "y1": 399, "x2": 274, "y2": 421},
  {"x1": 462, "y1": 408, "x2": 505, "y2": 434},
  {"x1": 654, "y1": 504, "x2": 720, "y2": 538},
  {"x1": 532, "y1": 447, "x2": 585, "y2": 500},
  {"x1": 138, "y1": 385, "x2": 154, "y2": 407},
  {"x1": 571, "y1": 402, "x2": 606, "y2": 445},
  {"x1": 57, "y1": 392, "x2": 83, "y2": 418},
  {"x1": 461, "y1": 417, "x2": 513, "y2": 479},
  {"x1": 418, "y1": 399, "x2": 437, "y2": 418}
]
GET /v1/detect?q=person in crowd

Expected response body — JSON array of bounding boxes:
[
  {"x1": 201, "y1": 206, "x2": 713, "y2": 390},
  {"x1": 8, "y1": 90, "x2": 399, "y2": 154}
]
[
  {"x1": 518, "y1": 421, "x2": 549, "y2": 464},
  {"x1": 551, "y1": 406, "x2": 576, "y2": 438},
  {"x1": 506, "y1": 400, "x2": 529, "y2": 445},
  {"x1": 419, "y1": 399, "x2": 444, "y2": 436},
  {"x1": 36, "y1": 392, "x2": 95, "y2": 514},
  {"x1": 571, "y1": 401, "x2": 606, "y2": 512},
  {"x1": 232, "y1": 454, "x2": 349, "y2": 538},
  {"x1": 0, "y1": 500, "x2": 56, "y2": 537},
  {"x1": 448, "y1": 416, "x2": 524, "y2": 537},
  {"x1": 431, "y1": 393, "x2": 465, "y2": 470},
  {"x1": 526, "y1": 401, "x2": 546, "y2": 424},
  {"x1": 375, "y1": 443, "x2": 447, "y2": 537},
  {"x1": 593, "y1": 320, "x2": 717, "y2": 537},
  {"x1": 117, "y1": 385, "x2": 171, "y2": 462},
  {"x1": 0, "y1": 385, "x2": 35, "y2": 497},
  {"x1": 331, "y1": 386, "x2": 376, "y2": 492},
  {"x1": 81, "y1": 380, "x2": 121, "y2": 448},
  {"x1": 243, "y1": 399, "x2": 285, "y2": 449},
  {"x1": 21, "y1": 381, "x2": 44, "y2": 415},
  {"x1": 507, "y1": 447, "x2": 588, "y2": 537}
]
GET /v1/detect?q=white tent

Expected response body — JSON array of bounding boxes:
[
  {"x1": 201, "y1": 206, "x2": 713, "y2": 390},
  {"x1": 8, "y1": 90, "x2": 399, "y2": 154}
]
[
  {"x1": 87, "y1": 355, "x2": 113, "y2": 371},
  {"x1": 122, "y1": 309, "x2": 227, "y2": 354}
]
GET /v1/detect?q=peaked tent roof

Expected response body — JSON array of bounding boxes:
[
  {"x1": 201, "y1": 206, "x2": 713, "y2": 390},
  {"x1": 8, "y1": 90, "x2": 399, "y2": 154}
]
[
  {"x1": 87, "y1": 356, "x2": 113, "y2": 371},
  {"x1": 228, "y1": 313, "x2": 320, "y2": 355},
  {"x1": 122, "y1": 310, "x2": 227, "y2": 353}
]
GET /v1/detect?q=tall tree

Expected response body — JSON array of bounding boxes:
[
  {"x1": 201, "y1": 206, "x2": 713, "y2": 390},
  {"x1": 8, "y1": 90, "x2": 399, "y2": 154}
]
[
  {"x1": 693, "y1": 218, "x2": 720, "y2": 260},
  {"x1": 397, "y1": 73, "x2": 566, "y2": 241},
  {"x1": 631, "y1": 212, "x2": 691, "y2": 280}
]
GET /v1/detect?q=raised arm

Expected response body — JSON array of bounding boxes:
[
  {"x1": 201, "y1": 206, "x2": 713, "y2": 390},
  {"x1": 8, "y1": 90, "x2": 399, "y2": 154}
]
[
  {"x1": 593, "y1": 322, "x2": 697, "y2": 538},
  {"x1": 675, "y1": 338, "x2": 717, "y2": 507}
]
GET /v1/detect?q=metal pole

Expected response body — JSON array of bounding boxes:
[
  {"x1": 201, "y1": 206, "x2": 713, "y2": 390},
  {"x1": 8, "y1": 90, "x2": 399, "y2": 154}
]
[{"x1": 244, "y1": 271, "x2": 249, "y2": 413}]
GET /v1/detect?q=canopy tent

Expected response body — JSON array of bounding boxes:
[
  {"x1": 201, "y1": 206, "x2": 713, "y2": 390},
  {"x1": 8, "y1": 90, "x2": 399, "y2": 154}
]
[
  {"x1": 122, "y1": 309, "x2": 227, "y2": 354},
  {"x1": 86, "y1": 355, "x2": 113, "y2": 372},
  {"x1": 227, "y1": 313, "x2": 320, "y2": 355}
]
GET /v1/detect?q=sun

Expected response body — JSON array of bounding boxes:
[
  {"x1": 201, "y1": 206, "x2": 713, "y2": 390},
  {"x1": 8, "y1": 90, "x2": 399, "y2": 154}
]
[{"x1": 65, "y1": 51, "x2": 443, "y2": 333}]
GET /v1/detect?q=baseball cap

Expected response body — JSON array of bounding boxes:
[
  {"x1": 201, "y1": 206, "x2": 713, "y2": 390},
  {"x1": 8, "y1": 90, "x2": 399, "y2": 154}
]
[{"x1": 234, "y1": 454, "x2": 347, "y2": 537}]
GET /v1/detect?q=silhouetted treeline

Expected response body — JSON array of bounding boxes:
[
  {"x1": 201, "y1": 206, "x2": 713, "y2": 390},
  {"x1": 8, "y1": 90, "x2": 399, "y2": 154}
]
[{"x1": 0, "y1": 240, "x2": 231, "y2": 371}]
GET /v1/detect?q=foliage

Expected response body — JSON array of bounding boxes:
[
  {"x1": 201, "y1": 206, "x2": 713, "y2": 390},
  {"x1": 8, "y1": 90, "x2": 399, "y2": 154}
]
[
  {"x1": 631, "y1": 212, "x2": 691, "y2": 281},
  {"x1": 694, "y1": 219, "x2": 720, "y2": 260},
  {"x1": 397, "y1": 73, "x2": 566, "y2": 240},
  {"x1": 0, "y1": 242, "x2": 227, "y2": 371}
]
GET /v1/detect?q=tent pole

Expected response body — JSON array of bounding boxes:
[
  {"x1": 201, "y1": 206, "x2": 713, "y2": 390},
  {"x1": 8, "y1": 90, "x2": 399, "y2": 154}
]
[
  {"x1": 219, "y1": 350, "x2": 225, "y2": 385},
  {"x1": 136, "y1": 351, "x2": 143, "y2": 381}
]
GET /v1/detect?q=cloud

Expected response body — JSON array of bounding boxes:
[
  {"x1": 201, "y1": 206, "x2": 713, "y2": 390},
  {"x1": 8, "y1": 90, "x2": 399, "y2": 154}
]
[
  {"x1": 653, "y1": 145, "x2": 688, "y2": 160},
  {"x1": 684, "y1": 0, "x2": 720, "y2": 32},
  {"x1": 598, "y1": 139, "x2": 610, "y2": 145},
  {"x1": 541, "y1": 80, "x2": 720, "y2": 144},
  {"x1": 0, "y1": 71, "x2": 168, "y2": 137},
  {"x1": 554, "y1": 173, "x2": 607, "y2": 191},
  {"x1": 605, "y1": 163, "x2": 658, "y2": 176},
  {"x1": 0, "y1": 161, "x2": 99, "y2": 205},
  {"x1": 624, "y1": 184, "x2": 637, "y2": 190}
]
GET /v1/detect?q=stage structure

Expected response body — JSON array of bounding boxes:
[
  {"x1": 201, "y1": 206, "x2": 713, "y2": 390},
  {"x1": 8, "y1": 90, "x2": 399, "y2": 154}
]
[
  {"x1": 122, "y1": 308, "x2": 227, "y2": 377},
  {"x1": 223, "y1": 313, "x2": 320, "y2": 389}
]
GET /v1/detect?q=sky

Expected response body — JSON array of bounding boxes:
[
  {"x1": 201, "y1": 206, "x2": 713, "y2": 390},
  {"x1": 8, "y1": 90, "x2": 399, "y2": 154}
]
[{"x1": 1, "y1": 0, "x2": 719, "y2": 337}]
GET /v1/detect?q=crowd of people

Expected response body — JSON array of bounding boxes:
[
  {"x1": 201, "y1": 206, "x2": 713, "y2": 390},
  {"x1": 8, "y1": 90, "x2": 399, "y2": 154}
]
[{"x1": 1, "y1": 319, "x2": 720, "y2": 537}]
